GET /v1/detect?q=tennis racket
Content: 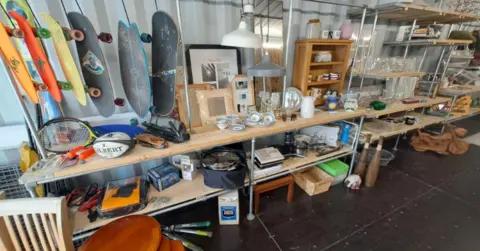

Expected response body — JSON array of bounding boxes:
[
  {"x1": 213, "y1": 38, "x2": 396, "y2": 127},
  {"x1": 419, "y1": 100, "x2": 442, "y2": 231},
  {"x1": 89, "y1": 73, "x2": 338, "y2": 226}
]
[{"x1": 37, "y1": 117, "x2": 98, "y2": 154}]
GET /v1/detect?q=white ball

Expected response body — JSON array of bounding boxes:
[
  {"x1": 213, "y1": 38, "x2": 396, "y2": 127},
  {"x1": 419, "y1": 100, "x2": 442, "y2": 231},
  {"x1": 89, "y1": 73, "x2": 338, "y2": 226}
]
[{"x1": 93, "y1": 132, "x2": 132, "y2": 158}]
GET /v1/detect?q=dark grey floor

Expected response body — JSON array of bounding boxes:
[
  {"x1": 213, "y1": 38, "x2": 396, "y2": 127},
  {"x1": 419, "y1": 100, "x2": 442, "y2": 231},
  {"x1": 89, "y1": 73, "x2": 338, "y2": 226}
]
[{"x1": 155, "y1": 115, "x2": 480, "y2": 251}]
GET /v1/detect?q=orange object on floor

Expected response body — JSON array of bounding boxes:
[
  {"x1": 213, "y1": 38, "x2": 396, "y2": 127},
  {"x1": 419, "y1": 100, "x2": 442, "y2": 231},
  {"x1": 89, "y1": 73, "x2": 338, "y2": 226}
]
[
  {"x1": 171, "y1": 240, "x2": 185, "y2": 251},
  {"x1": 254, "y1": 175, "x2": 294, "y2": 215},
  {"x1": 79, "y1": 215, "x2": 161, "y2": 251},
  {"x1": 157, "y1": 235, "x2": 170, "y2": 251},
  {"x1": 9, "y1": 11, "x2": 62, "y2": 102}
]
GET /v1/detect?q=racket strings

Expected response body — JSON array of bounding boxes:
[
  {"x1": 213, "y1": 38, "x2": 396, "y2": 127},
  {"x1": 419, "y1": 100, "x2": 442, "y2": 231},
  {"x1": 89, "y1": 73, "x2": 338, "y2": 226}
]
[{"x1": 38, "y1": 121, "x2": 92, "y2": 153}]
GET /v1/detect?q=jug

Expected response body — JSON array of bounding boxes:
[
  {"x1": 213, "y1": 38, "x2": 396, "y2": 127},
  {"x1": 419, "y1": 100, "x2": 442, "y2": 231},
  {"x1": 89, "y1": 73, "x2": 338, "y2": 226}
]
[
  {"x1": 325, "y1": 95, "x2": 339, "y2": 111},
  {"x1": 344, "y1": 91, "x2": 360, "y2": 112}
]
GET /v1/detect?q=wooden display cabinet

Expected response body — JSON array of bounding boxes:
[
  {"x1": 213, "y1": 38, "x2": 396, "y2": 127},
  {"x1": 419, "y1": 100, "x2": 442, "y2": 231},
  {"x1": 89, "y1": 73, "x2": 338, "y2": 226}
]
[{"x1": 293, "y1": 39, "x2": 353, "y2": 105}]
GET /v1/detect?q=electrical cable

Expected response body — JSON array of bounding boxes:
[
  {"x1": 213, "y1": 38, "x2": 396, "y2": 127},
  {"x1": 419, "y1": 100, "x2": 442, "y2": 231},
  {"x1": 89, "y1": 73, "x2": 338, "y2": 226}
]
[{"x1": 121, "y1": 0, "x2": 131, "y2": 26}]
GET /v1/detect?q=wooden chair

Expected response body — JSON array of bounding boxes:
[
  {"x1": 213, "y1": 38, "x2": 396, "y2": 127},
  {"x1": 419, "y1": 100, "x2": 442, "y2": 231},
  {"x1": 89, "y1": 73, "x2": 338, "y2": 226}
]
[
  {"x1": 0, "y1": 196, "x2": 74, "y2": 251},
  {"x1": 254, "y1": 175, "x2": 294, "y2": 215}
]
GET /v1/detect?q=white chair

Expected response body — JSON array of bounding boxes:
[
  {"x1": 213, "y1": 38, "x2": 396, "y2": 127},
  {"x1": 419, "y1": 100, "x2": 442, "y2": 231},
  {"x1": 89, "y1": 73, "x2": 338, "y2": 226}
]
[{"x1": 0, "y1": 196, "x2": 74, "y2": 251}]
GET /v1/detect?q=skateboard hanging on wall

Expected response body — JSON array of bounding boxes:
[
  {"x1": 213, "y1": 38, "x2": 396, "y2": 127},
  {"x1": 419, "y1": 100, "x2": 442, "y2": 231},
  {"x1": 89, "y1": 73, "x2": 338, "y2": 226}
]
[
  {"x1": 151, "y1": 11, "x2": 178, "y2": 116},
  {"x1": 2, "y1": 0, "x2": 63, "y2": 122},
  {"x1": 41, "y1": 13, "x2": 87, "y2": 106},
  {"x1": 118, "y1": 21, "x2": 151, "y2": 118},
  {"x1": 0, "y1": 22, "x2": 38, "y2": 103},
  {"x1": 67, "y1": 11, "x2": 115, "y2": 118},
  {"x1": 9, "y1": 10, "x2": 64, "y2": 103}
]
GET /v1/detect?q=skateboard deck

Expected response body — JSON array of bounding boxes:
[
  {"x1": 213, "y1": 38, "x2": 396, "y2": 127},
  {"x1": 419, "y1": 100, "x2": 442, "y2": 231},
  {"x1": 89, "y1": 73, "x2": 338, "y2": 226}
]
[
  {"x1": 151, "y1": 11, "x2": 178, "y2": 116},
  {"x1": 0, "y1": 23, "x2": 38, "y2": 103},
  {"x1": 41, "y1": 13, "x2": 87, "y2": 106},
  {"x1": 2, "y1": 0, "x2": 62, "y2": 122},
  {"x1": 118, "y1": 21, "x2": 151, "y2": 118},
  {"x1": 9, "y1": 11, "x2": 62, "y2": 103},
  {"x1": 67, "y1": 12, "x2": 114, "y2": 117}
]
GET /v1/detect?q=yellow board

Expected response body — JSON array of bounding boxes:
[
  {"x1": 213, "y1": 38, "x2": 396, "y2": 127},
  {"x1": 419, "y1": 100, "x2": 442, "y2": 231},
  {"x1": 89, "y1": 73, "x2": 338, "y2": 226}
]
[{"x1": 41, "y1": 13, "x2": 86, "y2": 106}]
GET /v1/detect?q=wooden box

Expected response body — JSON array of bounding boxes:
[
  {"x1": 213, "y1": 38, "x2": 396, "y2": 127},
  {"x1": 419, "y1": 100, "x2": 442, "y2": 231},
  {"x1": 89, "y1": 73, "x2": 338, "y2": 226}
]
[{"x1": 293, "y1": 167, "x2": 333, "y2": 196}]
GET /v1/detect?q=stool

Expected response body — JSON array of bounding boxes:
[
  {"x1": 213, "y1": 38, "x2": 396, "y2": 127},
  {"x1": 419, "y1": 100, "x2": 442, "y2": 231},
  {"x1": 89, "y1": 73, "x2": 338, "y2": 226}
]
[{"x1": 254, "y1": 175, "x2": 294, "y2": 215}]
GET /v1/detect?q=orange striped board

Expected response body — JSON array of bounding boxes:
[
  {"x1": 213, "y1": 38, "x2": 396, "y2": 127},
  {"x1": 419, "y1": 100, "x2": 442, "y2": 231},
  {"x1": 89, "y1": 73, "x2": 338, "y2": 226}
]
[
  {"x1": 9, "y1": 11, "x2": 62, "y2": 102},
  {"x1": 0, "y1": 22, "x2": 38, "y2": 103}
]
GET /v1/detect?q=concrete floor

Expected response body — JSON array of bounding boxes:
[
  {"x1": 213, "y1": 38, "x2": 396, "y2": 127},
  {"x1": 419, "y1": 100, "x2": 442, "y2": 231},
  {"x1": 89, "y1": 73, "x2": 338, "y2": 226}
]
[{"x1": 155, "y1": 115, "x2": 480, "y2": 251}]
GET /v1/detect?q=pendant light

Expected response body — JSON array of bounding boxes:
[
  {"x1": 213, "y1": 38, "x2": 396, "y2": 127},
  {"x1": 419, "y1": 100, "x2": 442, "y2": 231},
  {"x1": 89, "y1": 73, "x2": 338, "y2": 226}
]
[
  {"x1": 247, "y1": 0, "x2": 286, "y2": 77},
  {"x1": 221, "y1": 4, "x2": 262, "y2": 48}
]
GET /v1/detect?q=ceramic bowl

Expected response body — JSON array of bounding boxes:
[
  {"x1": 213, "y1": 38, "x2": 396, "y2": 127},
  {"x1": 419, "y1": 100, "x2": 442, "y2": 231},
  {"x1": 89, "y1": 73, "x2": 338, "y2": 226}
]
[
  {"x1": 231, "y1": 124, "x2": 246, "y2": 132},
  {"x1": 226, "y1": 114, "x2": 240, "y2": 124},
  {"x1": 216, "y1": 120, "x2": 230, "y2": 130},
  {"x1": 263, "y1": 112, "x2": 276, "y2": 124},
  {"x1": 248, "y1": 112, "x2": 262, "y2": 123}
]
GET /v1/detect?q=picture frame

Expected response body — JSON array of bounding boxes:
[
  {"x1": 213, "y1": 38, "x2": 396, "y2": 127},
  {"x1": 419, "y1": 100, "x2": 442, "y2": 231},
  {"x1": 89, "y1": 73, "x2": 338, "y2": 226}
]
[
  {"x1": 175, "y1": 84, "x2": 211, "y2": 128},
  {"x1": 230, "y1": 74, "x2": 255, "y2": 115},
  {"x1": 196, "y1": 88, "x2": 234, "y2": 125},
  {"x1": 186, "y1": 44, "x2": 241, "y2": 89}
]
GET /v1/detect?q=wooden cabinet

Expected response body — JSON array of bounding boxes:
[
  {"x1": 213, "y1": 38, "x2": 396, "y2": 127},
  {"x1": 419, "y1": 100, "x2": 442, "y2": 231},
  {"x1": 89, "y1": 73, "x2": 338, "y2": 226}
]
[{"x1": 292, "y1": 39, "x2": 353, "y2": 105}]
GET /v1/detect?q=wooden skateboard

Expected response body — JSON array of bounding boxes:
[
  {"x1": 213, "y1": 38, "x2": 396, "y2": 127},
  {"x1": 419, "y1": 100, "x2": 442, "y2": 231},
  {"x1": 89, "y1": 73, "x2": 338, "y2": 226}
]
[
  {"x1": 2, "y1": 0, "x2": 63, "y2": 122},
  {"x1": 118, "y1": 21, "x2": 151, "y2": 118},
  {"x1": 0, "y1": 22, "x2": 38, "y2": 103},
  {"x1": 40, "y1": 13, "x2": 87, "y2": 106},
  {"x1": 67, "y1": 12, "x2": 115, "y2": 117},
  {"x1": 151, "y1": 11, "x2": 178, "y2": 116},
  {"x1": 9, "y1": 11, "x2": 63, "y2": 103}
]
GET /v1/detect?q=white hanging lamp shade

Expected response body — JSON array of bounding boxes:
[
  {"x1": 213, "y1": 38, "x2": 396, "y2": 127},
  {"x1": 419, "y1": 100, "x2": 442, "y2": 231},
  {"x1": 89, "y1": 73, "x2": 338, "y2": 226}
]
[
  {"x1": 248, "y1": 53, "x2": 286, "y2": 77},
  {"x1": 221, "y1": 20, "x2": 262, "y2": 48}
]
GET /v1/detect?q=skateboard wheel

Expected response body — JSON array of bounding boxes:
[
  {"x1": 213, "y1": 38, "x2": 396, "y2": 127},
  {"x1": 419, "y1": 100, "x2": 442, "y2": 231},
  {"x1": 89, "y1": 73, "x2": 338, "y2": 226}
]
[
  {"x1": 114, "y1": 98, "x2": 125, "y2": 106},
  {"x1": 140, "y1": 33, "x2": 152, "y2": 43},
  {"x1": 70, "y1": 29, "x2": 84, "y2": 41},
  {"x1": 149, "y1": 106, "x2": 159, "y2": 114},
  {"x1": 35, "y1": 28, "x2": 51, "y2": 38},
  {"x1": 88, "y1": 87, "x2": 101, "y2": 98},
  {"x1": 98, "y1": 32, "x2": 113, "y2": 43},
  {"x1": 58, "y1": 81, "x2": 73, "y2": 90},
  {"x1": 37, "y1": 84, "x2": 48, "y2": 91},
  {"x1": 10, "y1": 28, "x2": 24, "y2": 38},
  {"x1": 130, "y1": 118, "x2": 139, "y2": 126}
]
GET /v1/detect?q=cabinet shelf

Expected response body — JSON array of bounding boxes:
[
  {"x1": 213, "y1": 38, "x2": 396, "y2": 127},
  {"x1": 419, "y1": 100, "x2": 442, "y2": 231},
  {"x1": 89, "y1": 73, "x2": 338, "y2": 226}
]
[
  {"x1": 353, "y1": 72, "x2": 425, "y2": 79},
  {"x1": 383, "y1": 39, "x2": 473, "y2": 47},
  {"x1": 309, "y1": 80, "x2": 341, "y2": 86},
  {"x1": 310, "y1": 61, "x2": 344, "y2": 66}
]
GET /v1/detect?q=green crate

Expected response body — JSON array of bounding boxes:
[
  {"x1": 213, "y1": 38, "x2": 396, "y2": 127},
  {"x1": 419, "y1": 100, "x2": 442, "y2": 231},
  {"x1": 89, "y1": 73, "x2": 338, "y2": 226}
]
[{"x1": 317, "y1": 159, "x2": 349, "y2": 177}]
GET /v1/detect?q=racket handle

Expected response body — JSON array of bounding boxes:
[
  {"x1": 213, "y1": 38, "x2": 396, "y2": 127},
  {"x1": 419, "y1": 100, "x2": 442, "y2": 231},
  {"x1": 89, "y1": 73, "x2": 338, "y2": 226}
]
[
  {"x1": 66, "y1": 146, "x2": 84, "y2": 159},
  {"x1": 173, "y1": 221, "x2": 211, "y2": 229},
  {"x1": 79, "y1": 148, "x2": 95, "y2": 162}
]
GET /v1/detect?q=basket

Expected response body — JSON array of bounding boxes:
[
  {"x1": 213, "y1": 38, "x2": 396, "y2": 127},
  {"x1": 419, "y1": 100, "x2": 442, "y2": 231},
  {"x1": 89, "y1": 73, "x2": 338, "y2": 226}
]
[
  {"x1": 356, "y1": 149, "x2": 395, "y2": 167},
  {"x1": 293, "y1": 167, "x2": 333, "y2": 196}
]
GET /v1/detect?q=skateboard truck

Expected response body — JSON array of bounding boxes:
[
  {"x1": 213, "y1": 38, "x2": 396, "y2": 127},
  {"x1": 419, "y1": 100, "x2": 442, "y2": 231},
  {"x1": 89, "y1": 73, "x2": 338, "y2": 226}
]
[
  {"x1": 140, "y1": 33, "x2": 152, "y2": 43},
  {"x1": 98, "y1": 32, "x2": 113, "y2": 43},
  {"x1": 114, "y1": 98, "x2": 125, "y2": 106},
  {"x1": 57, "y1": 81, "x2": 73, "y2": 90},
  {"x1": 62, "y1": 27, "x2": 84, "y2": 41}
]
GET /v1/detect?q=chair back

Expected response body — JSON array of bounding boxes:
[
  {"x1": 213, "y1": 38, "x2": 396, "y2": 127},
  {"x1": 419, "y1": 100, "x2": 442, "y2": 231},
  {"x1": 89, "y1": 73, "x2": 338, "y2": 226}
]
[{"x1": 0, "y1": 196, "x2": 74, "y2": 251}]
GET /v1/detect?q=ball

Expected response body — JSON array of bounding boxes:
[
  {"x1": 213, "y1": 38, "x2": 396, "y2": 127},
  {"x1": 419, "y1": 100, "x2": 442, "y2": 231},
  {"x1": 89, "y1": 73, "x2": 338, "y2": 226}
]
[{"x1": 93, "y1": 132, "x2": 135, "y2": 158}]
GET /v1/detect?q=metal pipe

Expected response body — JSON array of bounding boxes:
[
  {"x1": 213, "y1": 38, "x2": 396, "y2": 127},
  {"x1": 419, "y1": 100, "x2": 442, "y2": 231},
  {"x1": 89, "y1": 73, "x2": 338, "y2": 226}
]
[
  {"x1": 247, "y1": 138, "x2": 256, "y2": 220},
  {"x1": 392, "y1": 134, "x2": 401, "y2": 152},
  {"x1": 418, "y1": 46, "x2": 429, "y2": 71},
  {"x1": 427, "y1": 47, "x2": 446, "y2": 96},
  {"x1": 438, "y1": 0, "x2": 444, "y2": 9},
  {"x1": 282, "y1": 0, "x2": 294, "y2": 109},
  {"x1": 441, "y1": 95, "x2": 457, "y2": 134},
  {"x1": 303, "y1": 0, "x2": 369, "y2": 9},
  {"x1": 1, "y1": 53, "x2": 48, "y2": 159},
  {"x1": 359, "y1": 10, "x2": 378, "y2": 91},
  {"x1": 403, "y1": 19, "x2": 417, "y2": 59},
  {"x1": 347, "y1": 7, "x2": 367, "y2": 92},
  {"x1": 253, "y1": 14, "x2": 283, "y2": 20},
  {"x1": 176, "y1": 0, "x2": 192, "y2": 132},
  {"x1": 348, "y1": 116, "x2": 365, "y2": 175},
  {"x1": 259, "y1": 14, "x2": 266, "y2": 92}
]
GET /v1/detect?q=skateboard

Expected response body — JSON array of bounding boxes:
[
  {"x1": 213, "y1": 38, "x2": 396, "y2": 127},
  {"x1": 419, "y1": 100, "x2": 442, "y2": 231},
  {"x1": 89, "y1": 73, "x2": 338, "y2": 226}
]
[
  {"x1": 0, "y1": 22, "x2": 38, "y2": 103},
  {"x1": 118, "y1": 21, "x2": 151, "y2": 118},
  {"x1": 9, "y1": 11, "x2": 63, "y2": 103},
  {"x1": 41, "y1": 13, "x2": 87, "y2": 106},
  {"x1": 67, "y1": 12, "x2": 115, "y2": 118},
  {"x1": 2, "y1": 0, "x2": 63, "y2": 122},
  {"x1": 151, "y1": 11, "x2": 178, "y2": 116}
]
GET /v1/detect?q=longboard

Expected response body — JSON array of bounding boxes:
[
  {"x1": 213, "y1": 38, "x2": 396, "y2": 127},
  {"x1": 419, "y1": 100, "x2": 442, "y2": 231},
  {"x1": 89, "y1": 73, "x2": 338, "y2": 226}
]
[
  {"x1": 2, "y1": 0, "x2": 62, "y2": 122},
  {"x1": 9, "y1": 10, "x2": 62, "y2": 103},
  {"x1": 151, "y1": 11, "x2": 178, "y2": 116},
  {"x1": 40, "y1": 13, "x2": 87, "y2": 106},
  {"x1": 0, "y1": 23, "x2": 38, "y2": 103},
  {"x1": 67, "y1": 12, "x2": 115, "y2": 117},
  {"x1": 118, "y1": 21, "x2": 151, "y2": 118}
]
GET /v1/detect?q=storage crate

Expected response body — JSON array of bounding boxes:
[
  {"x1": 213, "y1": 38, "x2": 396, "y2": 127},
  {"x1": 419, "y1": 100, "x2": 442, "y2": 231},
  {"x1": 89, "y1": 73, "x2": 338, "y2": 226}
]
[{"x1": 293, "y1": 167, "x2": 333, "y2": 196}]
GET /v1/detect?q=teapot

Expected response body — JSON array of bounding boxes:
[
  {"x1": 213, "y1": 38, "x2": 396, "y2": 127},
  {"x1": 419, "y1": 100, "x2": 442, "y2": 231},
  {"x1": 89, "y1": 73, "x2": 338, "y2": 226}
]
[{"x1": 343, "y1": 91, "x2": 360, "y2": 112}]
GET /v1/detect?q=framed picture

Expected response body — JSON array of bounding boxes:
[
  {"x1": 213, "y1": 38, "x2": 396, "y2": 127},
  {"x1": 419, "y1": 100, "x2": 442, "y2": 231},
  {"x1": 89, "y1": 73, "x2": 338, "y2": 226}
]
[
  {"x1": 175, "y1": 84, "x2": 211, "y2": 128},
  {"x1": 196, "y1": 89, "x2": 234, "y2": 125},
  {"x1": 230, "y1": 74, "x2": 255, "y2": 115},
  {"x1": 186, "y1": 45, "x2": 241, "y2": 89}
]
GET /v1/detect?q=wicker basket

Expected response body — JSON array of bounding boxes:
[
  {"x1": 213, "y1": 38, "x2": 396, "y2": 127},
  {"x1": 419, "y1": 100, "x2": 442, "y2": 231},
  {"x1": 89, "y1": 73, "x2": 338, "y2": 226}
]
[{"x1": 293, "y1": 167, "x2": 333, "y2": 196}]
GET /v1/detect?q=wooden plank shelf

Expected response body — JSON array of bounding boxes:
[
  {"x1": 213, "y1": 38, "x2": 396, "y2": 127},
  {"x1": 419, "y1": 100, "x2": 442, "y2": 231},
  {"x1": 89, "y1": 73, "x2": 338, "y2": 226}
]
[
  {"x1": 353, "y1": 72, "x2": 426, "y2": 79},
  {"x1": 309, "y1": 80, "x2": 341, "y2": 86},
  {"x1": 310, "y1": 61, "x2": 344, "y2": 66},
  {"x1": 349, "y1": 3, "x2": 480, "y2": 24},
  {"x1": 383, "y1": 39, "x2": 473, "y2": 47},
  {"x1": 439, "y1": 85, "x2": 480, "y2": 97},
  {"x1": 362, "y1": 96, "x2": 451, "y2": 118}
]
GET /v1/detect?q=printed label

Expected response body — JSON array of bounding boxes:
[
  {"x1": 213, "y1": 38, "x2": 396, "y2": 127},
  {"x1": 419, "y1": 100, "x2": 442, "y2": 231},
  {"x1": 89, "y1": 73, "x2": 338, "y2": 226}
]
[
  {"x1": 82, "y1": 50, "x2": 104, "y2": 75},
  {"x1": 220, "y1": 206, "x2": 237, "y2": 221}
]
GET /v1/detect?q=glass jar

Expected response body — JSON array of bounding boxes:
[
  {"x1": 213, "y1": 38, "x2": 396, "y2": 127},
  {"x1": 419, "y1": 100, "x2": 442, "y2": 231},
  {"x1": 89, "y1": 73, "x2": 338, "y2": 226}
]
[{"x1": 306, "y1": 19, "x2": 321, "y2": 39}]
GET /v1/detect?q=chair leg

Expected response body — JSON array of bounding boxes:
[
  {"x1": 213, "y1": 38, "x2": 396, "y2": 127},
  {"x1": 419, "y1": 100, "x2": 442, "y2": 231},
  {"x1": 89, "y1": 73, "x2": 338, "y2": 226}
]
[
  {"x1": 287, "y1": 182, "x2": 294, "y2": 203},
  {"x1": 254, "y1": 192, "x2": 260, "y2": 215}
]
